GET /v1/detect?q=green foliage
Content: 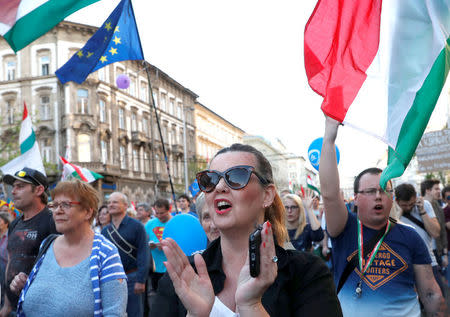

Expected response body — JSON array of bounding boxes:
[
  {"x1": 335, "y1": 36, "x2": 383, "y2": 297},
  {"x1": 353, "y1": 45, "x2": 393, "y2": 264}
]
[{"x1": 0, "y1": 125, "x2": 20, "y2": 166}]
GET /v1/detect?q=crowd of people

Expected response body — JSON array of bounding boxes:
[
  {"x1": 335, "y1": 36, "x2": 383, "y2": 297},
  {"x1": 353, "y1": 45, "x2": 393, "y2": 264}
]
[{"x1": 0, "y1": 131, "x2": 448, "y2": 316}]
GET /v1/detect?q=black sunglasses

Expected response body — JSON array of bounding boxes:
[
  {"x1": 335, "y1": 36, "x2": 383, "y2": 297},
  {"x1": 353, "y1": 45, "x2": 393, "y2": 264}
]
[{"x1": 196, "y1": 165, "x2": 270, "y2": 193}]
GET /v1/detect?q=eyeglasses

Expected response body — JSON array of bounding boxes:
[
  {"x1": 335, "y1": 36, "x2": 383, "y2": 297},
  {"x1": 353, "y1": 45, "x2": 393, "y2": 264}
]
[
  {"x1": 196, "y1": 165, "x2": 269, "y2": 193},
  {"x1": 48, "y1": 201, "x2": 81, "y2": 211},
  {"x1": 357, "y1": 188, "x2": 394, "y2": 196},
  {"x1": 284, "y1": 205, "x2": 299, "y2": 211}
]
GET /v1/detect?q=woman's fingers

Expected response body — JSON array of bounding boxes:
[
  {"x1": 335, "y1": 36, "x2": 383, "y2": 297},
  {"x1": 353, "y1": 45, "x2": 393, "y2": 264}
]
[
  {"x1": 194, "y1": 253, "x2": 208, "y2": 280},
  {"x1": 260, "y1": 221, "x2": 277, "y2": 282}
]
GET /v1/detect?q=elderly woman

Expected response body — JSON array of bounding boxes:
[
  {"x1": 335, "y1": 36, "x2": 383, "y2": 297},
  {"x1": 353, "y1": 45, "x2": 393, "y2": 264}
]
[
  {"x1": 11, "y1": 180, "x2": 127, "y2": 317},
  {"x1": 195, "y1": 192, "x2": 220, "y2": 242},
  {"x1": 152, "y1": 144, "x2": 342, "y2": 316},
  {"x1": 283, "y1": 191, "x2": 324, "y2": 252}
]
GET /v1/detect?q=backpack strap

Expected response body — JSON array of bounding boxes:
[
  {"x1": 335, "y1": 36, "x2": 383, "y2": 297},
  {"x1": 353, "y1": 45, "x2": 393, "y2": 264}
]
[
  {"x1": 35, "y1": 234, "x2": 59, "y2": 264},
  {"x1": 106, "y1": 225, "x2": 137, "y2": 260}
]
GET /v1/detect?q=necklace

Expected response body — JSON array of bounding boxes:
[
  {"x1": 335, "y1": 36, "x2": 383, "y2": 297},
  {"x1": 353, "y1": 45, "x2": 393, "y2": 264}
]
[{"x1": 355, "y1": 218, "x2": 392, "y2": 298}]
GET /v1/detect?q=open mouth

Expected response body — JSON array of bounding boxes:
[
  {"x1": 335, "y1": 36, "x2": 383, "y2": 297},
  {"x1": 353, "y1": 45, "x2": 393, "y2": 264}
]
[
  {"x1": 374, "y1": 204, "x2": 383, "y2": 211},
  {"x1": 216, "y1": 199, "x2": 232, "y2": 214}
]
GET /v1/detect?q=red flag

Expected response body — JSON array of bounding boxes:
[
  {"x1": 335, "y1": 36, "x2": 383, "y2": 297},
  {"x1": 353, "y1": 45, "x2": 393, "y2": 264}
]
[{"x1": 304, "y1": 0, "x2": 382, "y2": 122}]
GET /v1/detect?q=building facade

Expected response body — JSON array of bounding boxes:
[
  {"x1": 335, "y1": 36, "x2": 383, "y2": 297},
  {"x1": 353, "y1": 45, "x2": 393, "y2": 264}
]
[
  {"x1": 0, "y1": 21, "x2": 197, "y2": 203},
  {"x1": 194, "y1": 102, "x2": 245, "y2": 167}
]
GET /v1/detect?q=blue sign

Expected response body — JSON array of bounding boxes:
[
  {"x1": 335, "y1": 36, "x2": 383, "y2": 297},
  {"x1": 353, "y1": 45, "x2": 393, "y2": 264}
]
[{"x1": 308, "y1": 137, "x2": 340, "y2": 171}]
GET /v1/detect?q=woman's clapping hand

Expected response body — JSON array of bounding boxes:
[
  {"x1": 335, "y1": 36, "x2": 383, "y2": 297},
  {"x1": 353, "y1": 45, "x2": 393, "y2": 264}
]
[{"x1": 162, "y1": 238, "x2": 214, "y2": 317}]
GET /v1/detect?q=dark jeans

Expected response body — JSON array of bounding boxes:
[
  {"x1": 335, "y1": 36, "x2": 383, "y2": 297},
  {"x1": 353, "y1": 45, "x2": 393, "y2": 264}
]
[{"x1": 127, "y1": 271, "x2": 144, "y2": 317}]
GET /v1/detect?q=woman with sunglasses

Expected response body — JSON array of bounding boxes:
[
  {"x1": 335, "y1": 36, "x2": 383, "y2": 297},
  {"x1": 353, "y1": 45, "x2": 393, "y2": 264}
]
[
  {"x1": 153, "y1": 144, "x2": 342, "y2": 316},
  {"x1": 283, "y1": 191, "x2": 324, "y2": 252},
  {"x1": 11, "y1": 180, "x2": 127, "y2": 317}
]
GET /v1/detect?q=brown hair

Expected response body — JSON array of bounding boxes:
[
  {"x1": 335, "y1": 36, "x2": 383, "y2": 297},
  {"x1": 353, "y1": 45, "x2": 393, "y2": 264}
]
[
  {"x1": 213, "y1": 144, "x2": 288, "y2": 244},
  {"x1": 51, "y1": 179, "x2": 99, "y2": 224}
]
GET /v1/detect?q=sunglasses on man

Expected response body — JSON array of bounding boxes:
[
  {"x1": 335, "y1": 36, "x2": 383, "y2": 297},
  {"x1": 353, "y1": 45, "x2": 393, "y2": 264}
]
[{"x1": 196, "y1": 165, "x2": 270, "y2": 193}]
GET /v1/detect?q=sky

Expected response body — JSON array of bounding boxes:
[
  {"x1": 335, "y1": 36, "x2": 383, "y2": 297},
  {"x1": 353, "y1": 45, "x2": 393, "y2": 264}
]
[{"x1": 69, "y1": 0, "x2": 449, "y2": 188}]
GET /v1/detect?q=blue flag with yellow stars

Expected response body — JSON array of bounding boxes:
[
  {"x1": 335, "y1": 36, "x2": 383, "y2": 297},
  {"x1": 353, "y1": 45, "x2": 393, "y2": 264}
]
[{"x1": 56, "y1": 0, "x2": 144, "y2": 84}]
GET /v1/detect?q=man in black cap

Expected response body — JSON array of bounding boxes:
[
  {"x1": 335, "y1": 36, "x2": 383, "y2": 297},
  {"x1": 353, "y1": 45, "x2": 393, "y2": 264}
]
[{"x1": 0, "y1": 168, "x2": 57, "y2": 316}]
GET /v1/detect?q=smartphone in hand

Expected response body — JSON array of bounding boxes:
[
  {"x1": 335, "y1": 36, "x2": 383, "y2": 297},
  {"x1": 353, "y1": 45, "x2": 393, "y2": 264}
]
[{"x1": 249, "y1": 225, "x2": 262, "y2": 277}]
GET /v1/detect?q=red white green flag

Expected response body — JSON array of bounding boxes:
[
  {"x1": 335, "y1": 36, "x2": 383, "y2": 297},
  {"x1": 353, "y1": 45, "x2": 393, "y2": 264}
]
[
  {"x1": 0, "y1": 0, "x2": 99, "y2": 52},
  {"x1": 60, "y1": 156, "x2": 103, "y2": 183},
  {"x1": 307, "y1": 175, "x2": 320, "y2": 195},
  {"x1": 305, "y1": 0, "x2": 450, "y2": 187}
]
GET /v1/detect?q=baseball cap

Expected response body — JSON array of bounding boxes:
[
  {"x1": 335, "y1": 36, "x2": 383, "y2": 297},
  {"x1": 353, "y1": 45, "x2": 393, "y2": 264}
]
[{"x1": 2, "y1": 168, "x2": 48, "y2": 190}]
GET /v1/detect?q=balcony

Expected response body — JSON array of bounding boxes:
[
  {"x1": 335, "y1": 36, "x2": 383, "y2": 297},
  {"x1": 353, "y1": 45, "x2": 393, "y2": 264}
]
[
  {"x1": 131, "y1": 131, "x2": 149, "y2": 145},
  {"x1": 172, "y1": 144, "x2": 183, "y2": 154}
]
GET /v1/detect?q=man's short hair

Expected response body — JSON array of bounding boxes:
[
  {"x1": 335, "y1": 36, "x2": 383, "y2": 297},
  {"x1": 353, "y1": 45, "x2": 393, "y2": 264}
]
[
  {"x1": 420, "y1": 179, "x2": 440, "y2": 197},
  {"x1": 177, "y1": 194, "x2": 191, "y2": 205},
  {"x1": 154, "y1": 198, "x2": 170, "y2": 211},
  {"x1": 395, "y1": 183, "x2": 416, "y2": 202},
  {"x1": 353, "y1": 167, "x2": 383, "y2": 194},
  {"x1": 137, "y1": 202, "x2": 150, "y2": 211}
]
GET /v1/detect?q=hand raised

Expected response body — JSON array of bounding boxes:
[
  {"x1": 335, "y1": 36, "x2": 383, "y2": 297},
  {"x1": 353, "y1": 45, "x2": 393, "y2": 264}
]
[{"x1": 162, "y1": 238, "x2": 214, "y2": 317}]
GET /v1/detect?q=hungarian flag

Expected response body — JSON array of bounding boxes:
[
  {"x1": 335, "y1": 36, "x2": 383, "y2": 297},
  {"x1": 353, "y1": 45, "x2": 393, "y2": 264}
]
[
  {"x1": 0, "y1": 102, "x2": 46, "y2": 176},
  {"x1": 0, "y1": 0, "x2": 99, "y2": 52},
  {"x1": 305, "y1": 0, "x2": 450, "y2": 187},
  {"x1": 307, "y1": 175, "x2": 321, "y2": 196},
  {"x1": 60, "y1": 156, "x2": 103, "y2": 183}
]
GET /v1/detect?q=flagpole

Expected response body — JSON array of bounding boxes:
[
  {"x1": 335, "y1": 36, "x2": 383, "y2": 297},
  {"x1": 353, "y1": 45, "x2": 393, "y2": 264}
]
[{"x1": 144, "y1": 62, "x2": 178, "y2": 212}]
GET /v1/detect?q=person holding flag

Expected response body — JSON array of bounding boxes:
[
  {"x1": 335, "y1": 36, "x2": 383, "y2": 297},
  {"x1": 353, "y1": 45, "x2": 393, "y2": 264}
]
[{"x1": 320, "y1": 116, "x2": 445, "y2": 316}]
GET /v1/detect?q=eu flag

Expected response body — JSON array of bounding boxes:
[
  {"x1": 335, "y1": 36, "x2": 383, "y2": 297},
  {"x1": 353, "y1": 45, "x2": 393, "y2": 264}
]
[{"x1": 56, "y1": 0, "x2": 144, "y2": 84}]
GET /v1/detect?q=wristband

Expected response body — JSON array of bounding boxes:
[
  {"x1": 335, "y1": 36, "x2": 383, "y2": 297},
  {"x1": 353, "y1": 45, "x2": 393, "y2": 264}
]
[{"x1": 419, "y1": 212, "x2": 426, "y2": 216}]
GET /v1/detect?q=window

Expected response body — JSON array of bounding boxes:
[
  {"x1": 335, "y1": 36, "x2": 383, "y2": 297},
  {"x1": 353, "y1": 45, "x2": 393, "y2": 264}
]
[
  {"x1": 169, "y1": 98, "x2": 175, "y2": 115},
  {"x1": 6, "y1": 101, "x2": 14, "y2": 124},
  {"x1": 40, "y1": 96, "x2": 51, "y2": 120},
  {"x1": 131, "y1": 112, "x2": 137, "y2": 131},
  {"x1": 142, "y1": 117, "x2": 149, "y2": 135},
  {"x1": 152, "y1": 92, "x2": 158, "y2": 107},
  {"x1": 77, "y1": 134, "x2": 91, "y2": 162},
  {"x1": 129, "y1": 76, "x2": 136, "y2": 96},
  {"x1": 99, "y1": 99, "x2": 106, "y2": 122},
  {"x1": 177, "y1": 103, "x2": 182, "y2": 118},
  {"x1": 101, "y1": 140, "x2": 108, "y2": 164},
  {"x1": 144, "y1": 151, "x2": 150, "y2": 173},
  {"x1": 160, "y1": 93, "x2": 166, "y2": 111},
  {"x1": 77, "y1": 89, "x2": 89, "y2": 114},
  {"x1": 140, "y1": 82, "x2": 148, "y2": 102},
  {"x1": 133, "y1": 148, "x2": 139, "y2": 171},
  {"x1": 98, "y1": 68, "x2": 106, "y2": 81},
  {"x1": 118, "y1": 108, "x2": 125, "y2": 129},
  {"x1": 41, "y1": 138, "x2": 52, "y2": 162},
  {"x1": 40, "y1": 56, "x2": 50, "y2": 76},
  {"x1": 155, "y1": 154, "x2": 160, "y2": 173},
  {"x1": 6, "y1": 61, "x2": 16, "y2": 80},
  {"x1": 119, "y1": 145, "x2": 126, "y2": 169}
]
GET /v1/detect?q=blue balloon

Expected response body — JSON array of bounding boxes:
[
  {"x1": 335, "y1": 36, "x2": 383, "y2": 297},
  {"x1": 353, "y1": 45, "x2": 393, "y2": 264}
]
[
  {"x1": 307, "y1": 137, "x2": 340, "y2": 171},
  {"x1": 162, "y1": 214, "x2": 207, "y2": 256}
]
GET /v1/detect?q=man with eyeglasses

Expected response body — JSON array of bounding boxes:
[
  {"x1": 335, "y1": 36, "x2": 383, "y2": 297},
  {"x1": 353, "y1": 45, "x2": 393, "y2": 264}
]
[
  {"x1": 0, "y1": 168, "x2": 57, "y2": 317},
  {"x1": 320, "y1": 117, "x2": 445, "y2": 317}
]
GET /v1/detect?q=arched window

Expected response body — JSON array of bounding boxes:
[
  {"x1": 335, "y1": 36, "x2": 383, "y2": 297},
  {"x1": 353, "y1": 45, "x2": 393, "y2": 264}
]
[{"x1": 77, "y1": 134, "x2": 91, "y2": 162}]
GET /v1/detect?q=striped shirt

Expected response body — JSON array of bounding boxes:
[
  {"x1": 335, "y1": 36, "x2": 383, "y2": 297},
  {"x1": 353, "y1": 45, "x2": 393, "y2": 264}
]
[{"x1": 17, "y1": 233, "x2": 127, "y2": 317}]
